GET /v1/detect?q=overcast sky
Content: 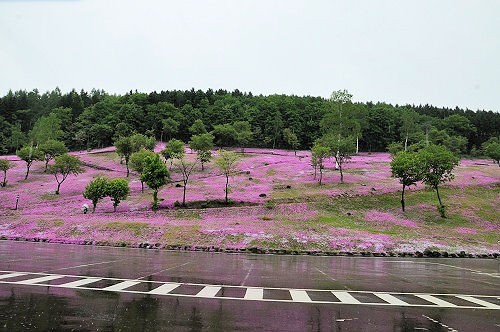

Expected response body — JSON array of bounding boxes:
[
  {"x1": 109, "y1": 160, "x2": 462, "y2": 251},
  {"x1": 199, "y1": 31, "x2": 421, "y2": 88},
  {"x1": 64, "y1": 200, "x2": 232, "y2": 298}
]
[{"x1": 0, "y1": 0, "x2": 499, "y2": 111}]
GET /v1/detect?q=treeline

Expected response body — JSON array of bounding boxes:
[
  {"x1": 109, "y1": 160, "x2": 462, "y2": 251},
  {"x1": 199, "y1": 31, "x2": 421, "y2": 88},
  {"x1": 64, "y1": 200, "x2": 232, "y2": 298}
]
[{"x1": 0, "y1": 87, "x2": 498, "y2": 154}]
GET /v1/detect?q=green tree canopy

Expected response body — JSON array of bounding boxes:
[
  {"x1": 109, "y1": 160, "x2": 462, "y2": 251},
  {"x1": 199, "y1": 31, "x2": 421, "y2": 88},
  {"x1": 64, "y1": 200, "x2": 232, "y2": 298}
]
[
  {"x1": 390, "y1": 151, "x2": 423, "y2": 212},
  {"x1": 311, "y1": 143, "x2": 330, "y2": 185},
  {"x1": 29, "y1": 113, "x2": 64, "y2": 145},
  {"x1": 233, "y1": 121, "x2": 253, "y2": 152},
  {"x1": 0, "y1": 159, "x2": 13, "y2": 187},
  {"x1": 130, "y1": 133, "x2": 156, "y2": 151},
  {"x1": 115, "y1": 134, "x2": 156, "y2": 177},
  {"x1": 189, "y1": 133, "x2": 214, "y2": 170},
  {"x1": 418, "y1": 144, "x2": 459, "y2": 217},
  {"x1": 189, "y1": 119, "x2": 207, "y2": 135},
  {"x1": 212, "y1": 124, "x2": 237, "y2": 148},
  {"x1": 215, "y1": 150, "x2": 239, "y2": 203},
  {"x1": 49, "y1": 154, "x2": 84, "y2": 194},
  {"x1": 321, "y1": 134, "x2": 356, "y2": 183},
  {"x1": 283, "y1": 128, "x2": 299, "y2": 155},
  {"x1": 39, "y1": 139, "x2": 68, "y2": 172},
  {"x1": 162, "y1": 117, "x2": 179, "y2": 141},
  {"x1": 140, "y1": 154, "x2": 170, "y2": 210},
  {"x1": 83, "y1": 175, "x2": 109, "y2": 212},
  {"x1": 17, "y1": 146, "x2": 44, "y2": 180},
  {"x1": 106, "y1": 178, "x2": 130, "y2": 212},
  {"x1": 161, "y1": 139, "x2": 185, "y2": 169},
  {"x1": 483, "y1": 139, "x2": 500, "y2": 166},
  {"x1": 129, "y1": 148, "x2": 156, "y2": 192}
]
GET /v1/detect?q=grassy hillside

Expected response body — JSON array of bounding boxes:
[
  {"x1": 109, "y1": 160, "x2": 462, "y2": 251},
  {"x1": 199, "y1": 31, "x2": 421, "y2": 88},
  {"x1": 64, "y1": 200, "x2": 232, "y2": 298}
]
[{"x1": 0, "y1": 146, "x2": 498, "y2": 254}]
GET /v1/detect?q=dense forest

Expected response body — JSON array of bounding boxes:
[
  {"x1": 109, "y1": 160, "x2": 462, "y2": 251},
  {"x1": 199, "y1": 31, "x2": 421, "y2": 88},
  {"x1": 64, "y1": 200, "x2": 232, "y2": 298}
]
[{"x1": 0, "y1": 88, "x2": 498, "y2": 155}]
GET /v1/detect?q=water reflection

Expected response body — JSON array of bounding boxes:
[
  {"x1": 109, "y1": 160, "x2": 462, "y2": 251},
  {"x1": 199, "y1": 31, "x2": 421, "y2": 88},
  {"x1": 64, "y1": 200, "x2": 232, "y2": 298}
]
[{"x1": 0, "y1": 286, "x2": 494, "y2": 331}]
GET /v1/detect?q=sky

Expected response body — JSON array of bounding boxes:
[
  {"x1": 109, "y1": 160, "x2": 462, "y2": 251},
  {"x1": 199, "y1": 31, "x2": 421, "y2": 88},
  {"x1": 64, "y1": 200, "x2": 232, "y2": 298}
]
[{"x1": 0, "y1": 0, "x2": 499, "y2": 111}]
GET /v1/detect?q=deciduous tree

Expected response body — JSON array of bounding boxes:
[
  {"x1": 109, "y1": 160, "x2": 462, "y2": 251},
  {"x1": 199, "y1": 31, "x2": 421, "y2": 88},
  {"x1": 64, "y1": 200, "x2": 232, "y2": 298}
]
[
  {"x1": 0, "y1": 159, "x2": 12, "y2": 187},
  {"x1": 175, "y1": 158, "x2": 198, "y2": 206},
  {"x1": 106, "y1": 178, "x2": 130, "y2": 212},
  {"x1": 162, "y1": 118, "x2": 179, "y2": 142},
  {"x1": 83, "y1": 175, "x2": 108, "y2": 212},
  {"x1": 483, "y1": 139, "x2": 500, "y2": 166},
  {"x1": 189, "y1": 133, "x2": 214, "y2": 170},
  {"x1": 233, "y1": 121, "x2": 253, "y2": 152},
  {"x1": 49, "y1": 154, "x2": 84, "y2": 194},
  {"x1": 189, "y1": 119, "x2": 207, "y2": 135},
  {"x1": 17, "y1": 146, "x2": 44, "y2": 180},
  {"x1": 283, "y1": 128, "x2": 299, "y2": 155},
  {"x1": 161, "y1": 139, "x2": 185, "y2": 169},
  {"x1": 390, "y1": 151, "x2": 423, "y2": 212},
  {"x1": 39, "y1": 139, "x2": 68, "y2": 172},
  {"x1": 130, "y1": 149, "x2": 156, "y2": 192},
  {"x1": 311, "y1": 143, "x2": 330, "y2": 185},
  {"x1": 141, "y1": 154, "x2": 170, "y2": 210},
  {"x1": 322, "y1": 134, "x2": 356, "y2": 183},
  {"x1": 212, "y1": 124, "x2": 237, "y2": 148},
  {"x1": 215, "y1": 150, "x2": 239, "y2": 203},
  {"x1": 418, "y1": 144, "x2": 459, "y2": 218}
]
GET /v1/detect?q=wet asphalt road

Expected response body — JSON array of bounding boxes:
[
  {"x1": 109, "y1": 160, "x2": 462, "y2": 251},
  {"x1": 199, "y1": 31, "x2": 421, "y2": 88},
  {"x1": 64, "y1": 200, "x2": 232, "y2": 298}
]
[{"x1": 0, "y1": 241, "x2": 499, "y2": 331}]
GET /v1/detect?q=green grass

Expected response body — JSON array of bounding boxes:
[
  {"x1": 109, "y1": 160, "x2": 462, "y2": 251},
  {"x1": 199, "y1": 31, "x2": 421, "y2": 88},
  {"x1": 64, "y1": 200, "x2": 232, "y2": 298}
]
[
  {"x1": 101, "y1": 221, "x2": 150, "y2": 236},
  {"x1": 35, "y1": 219, "x2": 64, "y2": 230},
  {"x1": 173, "y1": 210, "x2": 202, "y2": 220},
  {"x1": 40, "y1": 193, "x2": 60, "y2": 200},
  {"x1": 163, "y1": 225, "x2": 201, "y2": 245},
  {"x1": 266, "y1": 168, "x2": 277, "y2": 176}
]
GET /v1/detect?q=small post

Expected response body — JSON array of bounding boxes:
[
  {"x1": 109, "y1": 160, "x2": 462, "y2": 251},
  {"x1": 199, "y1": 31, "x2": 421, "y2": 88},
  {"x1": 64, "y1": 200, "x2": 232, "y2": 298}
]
[{"x1": 15, "y1": 194, "x2": 19, "y2": 210}]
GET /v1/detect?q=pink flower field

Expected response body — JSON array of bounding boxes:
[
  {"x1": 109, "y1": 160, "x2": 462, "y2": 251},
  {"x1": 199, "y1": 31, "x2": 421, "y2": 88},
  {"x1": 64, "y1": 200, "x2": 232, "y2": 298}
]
[{"x1": 1, "y1": 145, "x2": 499, "y2": 255}]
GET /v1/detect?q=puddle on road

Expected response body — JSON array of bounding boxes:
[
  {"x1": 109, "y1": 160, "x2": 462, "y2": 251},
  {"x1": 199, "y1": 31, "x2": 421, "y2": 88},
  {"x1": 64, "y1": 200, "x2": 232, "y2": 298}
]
[{"x1": 0, "y1": 285, "x2": 498, "y2": 331}]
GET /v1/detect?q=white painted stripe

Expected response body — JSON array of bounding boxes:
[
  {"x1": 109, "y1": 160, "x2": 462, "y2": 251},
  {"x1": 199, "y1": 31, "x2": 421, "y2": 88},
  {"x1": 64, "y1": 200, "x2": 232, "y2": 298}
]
[
  {"x1": 17, "y1": 275, "x2": 65, "y2": 285},
  {"x1": 0, "y1": 272, "x2": 27, "y2": 280},
  {"x1": 290, "y1": 290, "x2": 312, "y2": 302},
  {"x1": 102, "y1": 280, "x2": 141, "y2": 291},
  {"x1": 415, "y1": 294, "x2": 457, "y2": 307},
  {"x1": 332, "y1": 291, "x2": 361, "y2": 304},
  {"x1": 456, "y1": 296, "x2": 500, "y2": 309},
  {"x1": 0, "y1": 270, "x2": 499, "y2": 310},
  {"x1": 59, "y1": 278, "x2": 102, "y2": 288},
  {"x1": 374, "y1": 293, "x2": 410, "y2": 306},
  {"x1": 148, "y1": 283, "x2": 181, "y2": 295},
  {"x1": 244, "y1": 288, "x2": 263, "y2": 300},
  {"x1": 196, "y1": 286, "x2": 221, "y2": 298}
]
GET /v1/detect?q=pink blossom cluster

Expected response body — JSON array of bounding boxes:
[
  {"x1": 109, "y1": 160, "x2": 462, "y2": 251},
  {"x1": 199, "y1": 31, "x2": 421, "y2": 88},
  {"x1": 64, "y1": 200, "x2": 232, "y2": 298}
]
[{"x1": 1, "y1": 145, "x2": 499, "y2": 253}]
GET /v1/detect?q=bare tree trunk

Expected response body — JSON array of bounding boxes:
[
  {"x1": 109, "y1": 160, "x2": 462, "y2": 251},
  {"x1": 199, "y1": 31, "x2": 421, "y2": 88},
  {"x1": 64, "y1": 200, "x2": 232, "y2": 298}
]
[
  {"x1": 182, "y1": 182, "x2": 187, "y2": 206},
  {"x1": 225, "y1": 175, "x2": 229, "y2": 203},
  {"x1": 401, "y1": 184, "x2": 405, "y2": 212},
  {"x1": 25, "y1": 163, "x2": 31, "y2": 180},
  {"x1": 435, "y1": 186, "x2": 443, "y2": 207}
]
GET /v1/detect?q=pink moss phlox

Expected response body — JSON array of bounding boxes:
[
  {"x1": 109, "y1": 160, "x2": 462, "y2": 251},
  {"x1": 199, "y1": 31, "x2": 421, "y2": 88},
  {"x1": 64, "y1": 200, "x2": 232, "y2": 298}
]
[{"x1": 364, "y1": 210, "x2": 418, "y2": 228}]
